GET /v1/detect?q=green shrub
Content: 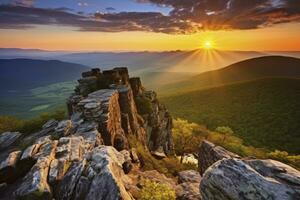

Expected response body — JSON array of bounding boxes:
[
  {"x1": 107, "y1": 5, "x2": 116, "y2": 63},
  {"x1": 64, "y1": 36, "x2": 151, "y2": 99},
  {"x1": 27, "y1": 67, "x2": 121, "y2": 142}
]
[
  {"x1": 173, "y1": 118, "x2": 208, "y2": 156},
  {"x1": 139, "y1": 179, "x2": 176, "y2": 200}
]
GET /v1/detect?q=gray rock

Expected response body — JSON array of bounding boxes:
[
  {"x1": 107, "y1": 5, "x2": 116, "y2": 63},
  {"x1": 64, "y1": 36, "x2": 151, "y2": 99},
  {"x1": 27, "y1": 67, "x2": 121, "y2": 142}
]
[
  {"x1": 0, "y1": 151, "x2": 22, "y2": 183},
  {"x1": 57, "y1": 160, "x2": 86, "y2": 200},
  {"x1": 176, "y1": 182, "x2": 201, "y2": 200},
  {"x1": 85, "y1": 146, "x2": 133, "y2": 200},
  {"x1": 0, "y1": 132, "x2": 22, "y2": 150},
  {"x1": 178, "y1": 170, "x2": 201, "y2": 184},
  {"x1": 15, "y1": 158, "x2": 53, "y2": 200},
  {"x1": 198, "y1": 140, "x2": 239, "y2": 175},
  {"x1": 42, "y1": 119, "x2": 58, "y2": 129},
  {"x1": 200, "y1": 158, "x2": 300, "y2": 200},
  {"x1": 55, "y1": 120, "x2": 73, "y2": 137},
  {"x1": 15, "y1": 141, "x2": 57, "y2": 200}
]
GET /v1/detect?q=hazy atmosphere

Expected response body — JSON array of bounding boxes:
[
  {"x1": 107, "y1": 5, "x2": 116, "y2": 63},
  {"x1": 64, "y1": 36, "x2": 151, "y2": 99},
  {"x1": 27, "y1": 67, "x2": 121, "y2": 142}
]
[{"x1": 0, "y1": 1, "x2": 300, "y2": 200}]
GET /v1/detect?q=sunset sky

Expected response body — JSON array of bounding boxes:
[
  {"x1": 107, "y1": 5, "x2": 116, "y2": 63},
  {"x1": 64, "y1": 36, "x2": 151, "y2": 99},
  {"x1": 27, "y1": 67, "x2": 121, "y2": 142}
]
[{"x1": 0, "y1": 0, "x2": 300, "y2": 51}]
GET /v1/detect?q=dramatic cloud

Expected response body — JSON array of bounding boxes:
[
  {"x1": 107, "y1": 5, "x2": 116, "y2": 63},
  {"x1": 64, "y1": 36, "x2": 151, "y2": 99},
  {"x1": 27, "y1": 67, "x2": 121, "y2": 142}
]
[{"x1": 0, "y1": 0, "x2": 300, "y2": 34}]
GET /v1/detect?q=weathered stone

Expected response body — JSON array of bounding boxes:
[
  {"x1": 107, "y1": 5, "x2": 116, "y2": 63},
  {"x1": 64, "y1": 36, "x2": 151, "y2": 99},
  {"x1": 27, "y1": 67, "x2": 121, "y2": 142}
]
[
  {"x1": 75, "y1": 129, "x2": 102, "y2": 150},
  {"x1": 0, "y1": 151, "x2": 22, "y2": 183},
  {"x1": 0, "y1": 132, "x2": 22, "y2": 150},
  {"x1": 48, "y1": 158, "x2": 70, "y2": 184},
  {"x1": 178, "y1": 170, "x2": 201, "y2": 184},
  {"x1": 55, "y1": 120, "x2": 73, "y2": 137},
  {"x1": 176, "y1": 182, "x2": 201, "y2": 200},
  {"x1": 85, "y1": 146, "x2": 133, "y2": 200},
  {"x1": 15, "y1": 158, "x2": 53, "y2": 200},
  {"x1": 200, "y1": 158, "x2": 300, "y2": 200},
  {"x1": 198, "y1": 140, "x2": 240, "y2": 175},
  {"x1": 15, "y1": 140, "x2": 57, "y2": 199},
  {"x1": 55, "y1": 136, "x2": 84, "y2": 163},
  {"x1": 56, "y1": 160, "x2": 86, "y2": 200},
  {"x1": 42, "y1": 119, "x2": 58, "y2": 129}
]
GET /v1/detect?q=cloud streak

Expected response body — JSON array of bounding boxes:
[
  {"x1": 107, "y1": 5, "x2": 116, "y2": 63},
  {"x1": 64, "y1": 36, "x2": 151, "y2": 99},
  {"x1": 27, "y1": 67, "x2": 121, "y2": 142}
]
[{"x1": 0, "y1": 0, "x2": 300, "y2": 34}]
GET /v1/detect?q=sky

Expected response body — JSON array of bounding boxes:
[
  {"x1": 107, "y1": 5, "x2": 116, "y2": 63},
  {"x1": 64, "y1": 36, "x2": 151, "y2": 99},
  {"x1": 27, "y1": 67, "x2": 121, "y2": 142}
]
[{"x1": 0, "y1": 0, "x2": 300, "y2": 51}]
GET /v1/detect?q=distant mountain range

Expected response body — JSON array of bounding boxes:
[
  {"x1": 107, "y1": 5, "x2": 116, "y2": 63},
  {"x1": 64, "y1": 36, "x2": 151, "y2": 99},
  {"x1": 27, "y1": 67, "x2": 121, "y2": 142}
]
[
  {"x1": 0, "y1": 59, "x2": 89, "y2": 93},
  {"x1": 2, "y1": 48, "x2": 300, "y2": 75},
  {"x1": 159, "y1": 56, "x2": 300, "y2": 94}
]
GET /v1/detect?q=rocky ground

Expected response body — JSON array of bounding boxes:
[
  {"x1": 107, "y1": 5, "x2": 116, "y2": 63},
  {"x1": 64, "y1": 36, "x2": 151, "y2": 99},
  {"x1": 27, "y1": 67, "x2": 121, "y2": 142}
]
[{"x1": 0, "y1": 68, "x2": 299, "y2": 200}]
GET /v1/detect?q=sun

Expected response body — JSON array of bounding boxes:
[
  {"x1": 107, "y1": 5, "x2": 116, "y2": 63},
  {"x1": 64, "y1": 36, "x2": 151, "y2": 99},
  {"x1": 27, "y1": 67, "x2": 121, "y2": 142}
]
[{"x1": 203, "y1": 40, "x2": 214, "y2": 49}]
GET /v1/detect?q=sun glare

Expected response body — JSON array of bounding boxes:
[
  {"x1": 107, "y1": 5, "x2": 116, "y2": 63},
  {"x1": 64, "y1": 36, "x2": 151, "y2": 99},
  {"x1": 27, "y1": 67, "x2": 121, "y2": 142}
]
[{"x1": 203, "y1": 40, "x2": 214, "y2": 50}]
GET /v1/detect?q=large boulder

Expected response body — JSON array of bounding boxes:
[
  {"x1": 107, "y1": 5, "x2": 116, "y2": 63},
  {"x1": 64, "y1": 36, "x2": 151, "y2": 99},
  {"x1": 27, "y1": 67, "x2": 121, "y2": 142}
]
[
  {"x1": 198, "y1": 140, "x2": 239, "y2": 175},
  {"x1": 200, "y1": 158, "x2": 300, "y2": 200}
]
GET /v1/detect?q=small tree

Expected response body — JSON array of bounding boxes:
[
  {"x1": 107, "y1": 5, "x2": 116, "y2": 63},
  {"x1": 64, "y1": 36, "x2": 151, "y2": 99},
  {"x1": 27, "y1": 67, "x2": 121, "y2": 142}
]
[{"x1": 173, "y1": 118, "x2": 208, "y2": 162}]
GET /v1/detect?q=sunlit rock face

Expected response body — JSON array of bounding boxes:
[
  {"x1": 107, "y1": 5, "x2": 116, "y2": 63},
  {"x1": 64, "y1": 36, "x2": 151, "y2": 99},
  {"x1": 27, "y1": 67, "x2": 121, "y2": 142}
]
[{"x1": 68, "y1": 67, "x2": 174, "y2": 154}]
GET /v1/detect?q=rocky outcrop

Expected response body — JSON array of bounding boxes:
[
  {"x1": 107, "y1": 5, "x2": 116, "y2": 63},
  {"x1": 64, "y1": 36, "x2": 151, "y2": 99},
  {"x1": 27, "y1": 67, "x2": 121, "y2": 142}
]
[
  {"x1": 198, "y1": 140, "x2": 239, "y2": 175},
  {"x1": 0, "y1": 67, "x2": 174, "y2": 199},
  {"x1": 68, "y1": 67, "x2": 173, "y2": 155},
  {"x1": 200, "y1": 158, "x2": 300, "y2": 200}
]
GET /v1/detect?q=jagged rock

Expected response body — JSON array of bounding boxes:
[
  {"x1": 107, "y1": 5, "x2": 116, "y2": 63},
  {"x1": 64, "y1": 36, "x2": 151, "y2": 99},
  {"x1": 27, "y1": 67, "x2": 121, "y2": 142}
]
[
  {"x1": 85, "y1": 146, "x2": 133, "y2": 200},
  {"x1": 55, "y1": 120, "x2": 74, "y2": 137},
  {"x1": 15, "y1": 158, "x2": 53, "y2": 200},
  {"x1": 0, "y1": 132, "x2": 22, "y2": 150},
  {"x1": 0, "y1": 151, "x2": 21, "y2": 183},
  {"x1": 42, "y1": 119, "x2": 58, "y2": 129},
  {"x1": 176, "y1": 182, "x2": 201, "y2": 200},
  {"x1": 55, "y1": 136, "x2": 85, "y2": 163},
  {"x1": 21, "y1": 144, "x2": 40, "y2": 161},
  {"x1": 69, "y1": 67, "x2": 174, "y2": 155},
  {"x1": 178, "y1": 170, "x2": 201, "y2": 184},
  {"x1": 200, "y1": 158, "x2": 300, "y2": 200},
  {"x1": 198, "y1": 140, "x2": 240, "y2": 175},
  {"x1": 15, "y1": 141, "x2": 57, "y2": 200},
  {"x1": 57, "y1": 160, "x2": 86, "y2": 200}
]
